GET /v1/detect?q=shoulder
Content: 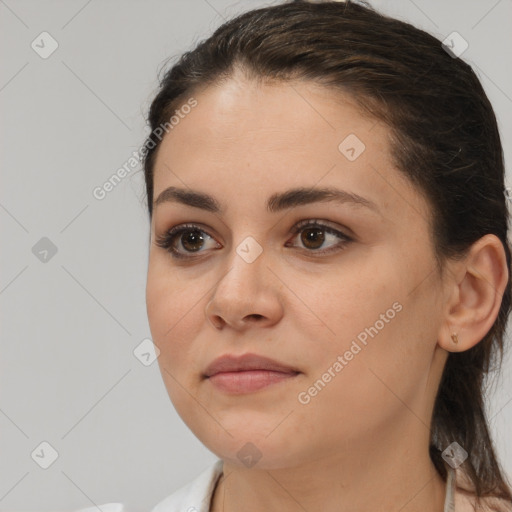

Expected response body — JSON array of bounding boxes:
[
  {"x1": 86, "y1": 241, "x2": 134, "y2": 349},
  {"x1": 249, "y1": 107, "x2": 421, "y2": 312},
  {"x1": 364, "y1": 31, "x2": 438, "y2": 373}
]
[
  {"x1": 150, "y1": 459, "x2": 224, "y2": 512},
  {"x1": 454, "y1": 468, "x2": 512, "y2": 512},
  {"x1": 455, "y1": 490, "x2": 512, "y2": 512},
  {"x1": 73, "y1": 460, "x2": 223, "y2": 512}
]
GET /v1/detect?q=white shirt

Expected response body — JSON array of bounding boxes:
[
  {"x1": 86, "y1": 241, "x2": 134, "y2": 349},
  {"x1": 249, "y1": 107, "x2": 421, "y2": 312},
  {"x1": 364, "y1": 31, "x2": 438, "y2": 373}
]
[
  {"x1": 150, "y1": 459, "x2": 461, "y2": 512},
  {"x1": 78, "y1": 459, "x2": 512, "y2": 512}
]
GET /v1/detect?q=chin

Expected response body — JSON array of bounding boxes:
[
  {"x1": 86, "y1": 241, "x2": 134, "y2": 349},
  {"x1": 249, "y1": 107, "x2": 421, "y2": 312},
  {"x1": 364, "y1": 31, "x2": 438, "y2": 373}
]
[{"x1": 196, "y1": 427, "x2": 308, "y2": 471}]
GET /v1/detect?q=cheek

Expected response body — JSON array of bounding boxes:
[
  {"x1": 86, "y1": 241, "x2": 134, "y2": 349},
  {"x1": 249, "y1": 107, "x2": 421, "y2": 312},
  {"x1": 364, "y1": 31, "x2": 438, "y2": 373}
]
[
  {"x1": 296, "y1": 255, "x2": 438, "y2": 405},
  {"x1": 146, "y1": 269, "x2": 207, "y2": 414},
  {"x1": 297, "y1": 261, "x2": 397, "y2": 349},
  {"x1": 292, "y1": 309, "x2": 423, "y2": 448},
  {"x1": 146, "y1": 262, "x2": 203, "y2": 362}
]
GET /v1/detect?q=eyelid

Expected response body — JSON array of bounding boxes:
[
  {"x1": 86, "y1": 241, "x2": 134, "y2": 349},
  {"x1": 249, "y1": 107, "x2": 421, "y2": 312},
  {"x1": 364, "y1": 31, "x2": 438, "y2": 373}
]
[
  {"x1": 291, "y1": 218, "x2": 354, "y2": 237},
  {"x1": 154, "y1": 223, "x2": 220, "y2": 260},
  {"x1": 155, "y1": 219, "x2": 354, "y2": 259},
  {"x1": 286, "y1": 219, "x2": 353, "y2": 255}
]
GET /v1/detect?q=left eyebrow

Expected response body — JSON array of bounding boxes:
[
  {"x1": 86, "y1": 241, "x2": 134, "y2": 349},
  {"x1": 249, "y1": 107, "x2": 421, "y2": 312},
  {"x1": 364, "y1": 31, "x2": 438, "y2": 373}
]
[{"x1": 153, "y1": 185, "x2": 381, "y2": 216}]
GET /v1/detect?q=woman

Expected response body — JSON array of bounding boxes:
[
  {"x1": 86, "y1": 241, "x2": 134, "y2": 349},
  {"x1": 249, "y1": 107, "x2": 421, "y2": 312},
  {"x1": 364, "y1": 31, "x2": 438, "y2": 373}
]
[{"x1": 103, "y1": 0, "x2": 512, "y2": 510}]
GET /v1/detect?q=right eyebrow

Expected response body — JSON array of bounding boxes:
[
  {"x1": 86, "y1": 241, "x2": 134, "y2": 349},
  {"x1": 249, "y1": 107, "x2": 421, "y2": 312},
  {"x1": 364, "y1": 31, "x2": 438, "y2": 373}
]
[{"x1": 153, "y1": 185, "x2": 381, "y2": 217}]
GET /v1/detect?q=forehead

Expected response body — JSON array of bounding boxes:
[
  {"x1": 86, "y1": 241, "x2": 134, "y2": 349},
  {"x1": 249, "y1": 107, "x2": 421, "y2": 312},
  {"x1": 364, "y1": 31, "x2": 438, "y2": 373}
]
[
  {"x1": 162, "y1": 77, "x2": 376, "y2": 151},
  {"x1": 152, "y1": 77, "x2": 430, "y2": 226},
  {"x1": 155, "y1": 78, "x2": 382, "y2": 178}
]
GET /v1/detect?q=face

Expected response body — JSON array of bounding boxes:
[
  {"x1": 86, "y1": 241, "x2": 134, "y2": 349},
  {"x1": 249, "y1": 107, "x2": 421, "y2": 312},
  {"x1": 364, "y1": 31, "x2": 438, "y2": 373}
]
[{"x1": 145, "y1": 75, "x2": 448, "y2": 470}]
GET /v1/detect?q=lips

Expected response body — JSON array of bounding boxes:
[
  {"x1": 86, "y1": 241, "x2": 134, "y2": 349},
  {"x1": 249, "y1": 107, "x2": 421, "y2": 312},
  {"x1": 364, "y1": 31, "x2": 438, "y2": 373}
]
[
  {"x1": 203, "y1": 353, "x2": 300, "y2": 378},
  {"x1": 203, "y1": 353, "x2": 300, "y2": 394}
]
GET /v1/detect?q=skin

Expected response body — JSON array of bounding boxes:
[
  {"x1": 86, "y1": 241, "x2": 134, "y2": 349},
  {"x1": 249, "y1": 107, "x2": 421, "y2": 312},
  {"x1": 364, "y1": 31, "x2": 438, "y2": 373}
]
[{"x1": 145, "y1": 71, "x2": 508, "y2": 512}]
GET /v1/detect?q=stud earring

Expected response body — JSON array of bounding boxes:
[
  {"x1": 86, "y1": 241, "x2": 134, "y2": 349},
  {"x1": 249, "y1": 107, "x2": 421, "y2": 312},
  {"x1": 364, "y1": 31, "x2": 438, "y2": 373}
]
[{"x1": 451, "y1": 333, "x2": 459, "y2": 344}]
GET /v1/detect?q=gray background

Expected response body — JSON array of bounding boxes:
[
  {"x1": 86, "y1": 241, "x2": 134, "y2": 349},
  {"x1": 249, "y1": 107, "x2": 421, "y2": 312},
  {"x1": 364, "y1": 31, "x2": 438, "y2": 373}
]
[{"x1": 1, "y1": 0, "x2": 511, "y2": 510}]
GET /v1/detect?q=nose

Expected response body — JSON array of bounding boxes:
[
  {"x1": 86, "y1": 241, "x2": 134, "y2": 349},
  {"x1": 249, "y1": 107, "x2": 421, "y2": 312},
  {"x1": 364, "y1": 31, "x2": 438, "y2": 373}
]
[{"x1": 204, "y1": 245, "x2": 284, "y2": 330}]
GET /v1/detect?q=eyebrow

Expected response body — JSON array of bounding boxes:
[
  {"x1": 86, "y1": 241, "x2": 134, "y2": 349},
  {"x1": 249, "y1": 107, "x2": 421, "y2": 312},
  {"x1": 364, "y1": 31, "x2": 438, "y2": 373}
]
[{"x1": 153, "y1": 185, "x2": 381, "y2": 215}]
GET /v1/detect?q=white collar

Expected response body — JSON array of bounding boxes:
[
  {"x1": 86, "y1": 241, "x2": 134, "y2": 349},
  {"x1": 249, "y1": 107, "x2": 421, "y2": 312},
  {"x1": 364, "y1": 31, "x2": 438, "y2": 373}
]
[{"x1": 150, "y1": 459, "x2": 458, "y2": 512}]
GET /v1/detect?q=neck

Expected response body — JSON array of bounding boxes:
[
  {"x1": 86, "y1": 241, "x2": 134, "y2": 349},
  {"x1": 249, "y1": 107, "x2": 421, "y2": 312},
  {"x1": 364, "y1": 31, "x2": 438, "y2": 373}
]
[{"x1": 210, "y1": 421, "x2": 447, "y2": 512}]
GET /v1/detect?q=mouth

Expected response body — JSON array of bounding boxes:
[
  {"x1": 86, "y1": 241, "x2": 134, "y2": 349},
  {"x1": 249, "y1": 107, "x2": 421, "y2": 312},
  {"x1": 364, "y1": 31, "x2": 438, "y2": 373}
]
[
  {"x1": 203, "y1": 353, "x2": 300, "y2": 394},
  {"x1": 207, "y1": 369, "x2": 299, "y2": 394}
]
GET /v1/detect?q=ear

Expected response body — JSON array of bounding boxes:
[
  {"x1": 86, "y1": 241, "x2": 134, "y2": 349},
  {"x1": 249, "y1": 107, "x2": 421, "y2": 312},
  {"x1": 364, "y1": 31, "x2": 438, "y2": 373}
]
[{"x1": 438, "y1": 234, "x2": 509, "y2": 353}]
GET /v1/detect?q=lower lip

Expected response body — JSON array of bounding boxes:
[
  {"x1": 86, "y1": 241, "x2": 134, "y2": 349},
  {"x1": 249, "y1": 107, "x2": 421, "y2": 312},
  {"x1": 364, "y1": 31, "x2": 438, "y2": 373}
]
[{"x1": 207, "y1": 370, "x2": 299, "y2": 394}]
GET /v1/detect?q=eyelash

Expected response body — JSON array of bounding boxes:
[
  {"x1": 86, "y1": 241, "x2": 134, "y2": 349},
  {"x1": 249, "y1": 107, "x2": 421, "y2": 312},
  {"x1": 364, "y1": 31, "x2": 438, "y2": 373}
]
[{"x1": 154, "y1": 219, "x2": 353, "y2": 260}]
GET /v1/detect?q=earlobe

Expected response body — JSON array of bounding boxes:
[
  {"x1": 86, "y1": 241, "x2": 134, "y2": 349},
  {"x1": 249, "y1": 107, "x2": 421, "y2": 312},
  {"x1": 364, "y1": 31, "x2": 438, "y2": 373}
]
[
  {"x1": 438, "y1": 323, "x2": 465, "y2": 353},
  {"x1": 438, "y1": 234, "x2": 509, "y2": 353}
]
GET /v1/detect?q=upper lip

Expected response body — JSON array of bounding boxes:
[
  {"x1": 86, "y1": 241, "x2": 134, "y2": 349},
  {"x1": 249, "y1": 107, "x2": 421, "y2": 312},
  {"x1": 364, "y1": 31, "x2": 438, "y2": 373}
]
[{"x1": 204, "y1": 353, "x2": 300, "y2": 378}]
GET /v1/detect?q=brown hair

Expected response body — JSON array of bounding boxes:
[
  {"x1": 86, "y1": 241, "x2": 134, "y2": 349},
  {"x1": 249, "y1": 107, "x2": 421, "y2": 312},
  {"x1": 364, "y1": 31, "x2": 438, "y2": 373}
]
[{"x1": 141, "y1": 0, "x2": 512, "y2": 503}]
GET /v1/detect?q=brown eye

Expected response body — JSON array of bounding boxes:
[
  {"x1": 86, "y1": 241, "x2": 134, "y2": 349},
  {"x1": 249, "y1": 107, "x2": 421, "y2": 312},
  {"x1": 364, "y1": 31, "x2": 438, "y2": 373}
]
[
  {"x1": 180, "y1": 229, "x2": 206, "y2": 252},
  {"x1": 155, "y1": 220, "x2": 353, "y2": 261},
  {"x1": 287, "y1": 220, "x2": 353, "y2": 255},
  {"x1": 154, "y1": 224, "x2": 220, "y2": 259},
  {"x1": 300, "y1": 227, "x2": 325, "y2": 250}
]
